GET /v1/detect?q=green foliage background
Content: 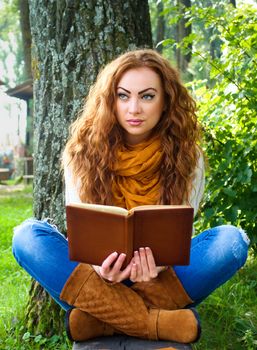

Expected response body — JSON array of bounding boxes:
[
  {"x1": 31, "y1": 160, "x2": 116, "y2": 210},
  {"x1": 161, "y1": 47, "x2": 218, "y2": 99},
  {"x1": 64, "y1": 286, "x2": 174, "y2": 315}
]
[
  {"x1": 162, "y1": 1, "x2": 257, "y2": 247},
  {"x1": 0, "y1": 0, "x2": 25, "y2": 86}
]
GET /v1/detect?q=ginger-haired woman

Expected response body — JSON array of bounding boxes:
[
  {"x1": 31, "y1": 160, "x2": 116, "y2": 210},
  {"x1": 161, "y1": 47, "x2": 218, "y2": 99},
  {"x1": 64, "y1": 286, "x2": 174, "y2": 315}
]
[{"x1": 12, "y1": 49, "x2": 249, "y2": 344}]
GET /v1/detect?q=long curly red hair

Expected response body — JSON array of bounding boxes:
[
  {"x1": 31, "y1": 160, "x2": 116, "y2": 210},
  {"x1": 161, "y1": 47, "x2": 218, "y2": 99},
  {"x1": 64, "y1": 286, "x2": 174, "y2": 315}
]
[{"x1": 63, "y1": 49, "x2": 201, "y2": 206}]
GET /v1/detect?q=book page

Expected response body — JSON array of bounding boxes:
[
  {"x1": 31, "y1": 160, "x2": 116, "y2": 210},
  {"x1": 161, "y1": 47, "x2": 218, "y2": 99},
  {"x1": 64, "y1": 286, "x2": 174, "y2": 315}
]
[
  {"x1": 130, "y1": 204, "x2": 192, "y2": 213},
  {"x1": 68, "y1": 202, "x2": 129, "y2": 215}
]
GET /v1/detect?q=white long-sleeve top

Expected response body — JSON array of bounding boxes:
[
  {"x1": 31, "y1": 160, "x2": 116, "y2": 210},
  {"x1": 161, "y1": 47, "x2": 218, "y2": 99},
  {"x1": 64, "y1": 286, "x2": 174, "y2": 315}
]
[{"x1": 64, "y1": 153, "x2": 205, "y2": 216}]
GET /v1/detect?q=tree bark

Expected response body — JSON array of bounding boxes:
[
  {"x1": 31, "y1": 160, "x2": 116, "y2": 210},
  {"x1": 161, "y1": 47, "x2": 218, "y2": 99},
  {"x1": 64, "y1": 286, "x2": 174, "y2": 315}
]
[
  {"x1": 19, "y1": 0, "x2": 32, "y2": 79},
  {"x1": 156, "y1": 1, "x2": 165, "y2": 53},
  {"x1": 176, "y1": 0, "x2": 192, "y2": 71},
  {"x1": 27, "y1": 0, "x2": 152, "y2": 336}
]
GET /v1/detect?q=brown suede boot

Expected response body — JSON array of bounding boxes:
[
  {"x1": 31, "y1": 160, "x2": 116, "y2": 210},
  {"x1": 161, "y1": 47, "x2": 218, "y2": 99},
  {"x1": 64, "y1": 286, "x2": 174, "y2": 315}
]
[
  {"x1": 66, "y1": 308, "x2": 114, "y2": 341},
  {"x1": 60, "y1": 264, "x2": 201, "y2": 343},
  {"x1": 131, "y1": 267, "x2": 193, "y2": 310},
  {"x1": 153, "y1": 308, "x2": 201, "y2": 343}
]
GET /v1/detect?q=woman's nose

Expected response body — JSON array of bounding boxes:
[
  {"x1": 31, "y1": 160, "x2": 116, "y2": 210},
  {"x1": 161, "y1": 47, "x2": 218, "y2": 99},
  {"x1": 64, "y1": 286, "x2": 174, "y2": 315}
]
[{"x1": 128, "y1": 98, "x2": 142, "y2": 114}]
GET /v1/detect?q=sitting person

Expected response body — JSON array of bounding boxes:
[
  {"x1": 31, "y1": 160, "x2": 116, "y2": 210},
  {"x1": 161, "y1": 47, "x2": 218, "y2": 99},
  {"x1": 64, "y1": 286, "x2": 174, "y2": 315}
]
[{"x1": 12, "y1": 49, "x2": 250, "y2": 344}]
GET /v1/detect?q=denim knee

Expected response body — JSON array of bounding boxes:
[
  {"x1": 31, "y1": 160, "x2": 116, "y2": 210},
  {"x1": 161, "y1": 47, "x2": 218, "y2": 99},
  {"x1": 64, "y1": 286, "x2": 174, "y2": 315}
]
[
  {"x1": 13, "y1": 219, "x2": 35, "y2": 264},
  {"x1": 213, "y1": 224, "x2": 250, "y2": 269},
  {"x1": 12, "y1": 218, "x2": 55, "y2": 266},
  {"x1": 12, "y1": 218, "x2": 75, "y2": 311}
]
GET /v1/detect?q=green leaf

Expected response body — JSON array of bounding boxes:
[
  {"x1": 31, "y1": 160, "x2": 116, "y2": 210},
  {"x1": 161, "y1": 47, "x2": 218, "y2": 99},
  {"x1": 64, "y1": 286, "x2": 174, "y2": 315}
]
[
  {"x1": 223, "y1": 188, "x2": 236, "y2": 198},
  {"x1": 204, "y1": 208, "x2": 215, "y2": 219},
  {"x1": 224, "y1": 83, "x2": 238, "y2": 95},
  {"x1": 22, "y1": 332, "x2": 31, "y2": 341},
  {"x1": 225, "y1": 206, "x2": 239, "y2": 222},
  {"x1": 34, "y1": 335, "x2": 43, "y2": 343}
]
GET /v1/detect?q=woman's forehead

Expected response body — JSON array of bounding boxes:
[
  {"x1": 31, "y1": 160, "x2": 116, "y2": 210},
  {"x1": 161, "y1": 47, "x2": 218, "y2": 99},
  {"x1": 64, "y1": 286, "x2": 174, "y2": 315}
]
[{"x1": 117, "y1": 67, "x2": 162, "y2": 91}]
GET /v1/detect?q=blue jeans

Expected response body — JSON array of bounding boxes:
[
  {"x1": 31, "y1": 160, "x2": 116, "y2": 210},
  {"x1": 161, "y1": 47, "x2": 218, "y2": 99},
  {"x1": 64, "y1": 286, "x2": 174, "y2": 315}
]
[{"x1": 12, "y1": 219, "x2": 249, "y2": 311}]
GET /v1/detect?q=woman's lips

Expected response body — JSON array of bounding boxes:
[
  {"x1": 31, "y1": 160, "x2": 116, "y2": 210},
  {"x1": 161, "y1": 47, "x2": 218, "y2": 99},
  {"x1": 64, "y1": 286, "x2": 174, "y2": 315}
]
[{"x1": 127, "y1": 119, "x2": 144, "y2": 126}]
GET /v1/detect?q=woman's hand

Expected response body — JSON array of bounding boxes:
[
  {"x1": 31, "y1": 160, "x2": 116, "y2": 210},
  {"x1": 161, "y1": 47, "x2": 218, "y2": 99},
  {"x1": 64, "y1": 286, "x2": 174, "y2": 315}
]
[
  {"x1": 93, "y1": 252, "x2": 133, "y2": 283},
  {"x1": 130, "y1": 247, "x2": 167, "y2": 283}
]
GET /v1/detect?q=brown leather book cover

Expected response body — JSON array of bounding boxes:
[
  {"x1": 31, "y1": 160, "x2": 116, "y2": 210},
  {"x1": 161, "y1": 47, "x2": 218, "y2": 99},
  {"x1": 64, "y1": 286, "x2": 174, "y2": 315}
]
[{"x1": 66, "y1": 203, "x2": 194, "y2": 267}]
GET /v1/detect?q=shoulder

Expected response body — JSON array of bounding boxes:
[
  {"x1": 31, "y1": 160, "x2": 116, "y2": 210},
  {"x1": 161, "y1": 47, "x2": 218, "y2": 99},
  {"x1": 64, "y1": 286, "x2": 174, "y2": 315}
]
[
  {"x1": 62, "y1": 151, "x2": 76, "y2": 186},
  {"x1": 196, "y1": 148, "x2": 205, "y2": 174},
  {"x1": 63, "y1": 162, "x2": 81, "y2": 205},
  {"x1": 189, "y1": 148, "x2": 205, "y2": 215},
  {"x1": 192, "y1": 148, "x2": 205, "y2": 188}
]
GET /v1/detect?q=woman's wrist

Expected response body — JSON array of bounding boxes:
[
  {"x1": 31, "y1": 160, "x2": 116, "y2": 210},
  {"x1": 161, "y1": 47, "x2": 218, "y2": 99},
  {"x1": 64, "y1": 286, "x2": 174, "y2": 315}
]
[
  {"x1": 92, "y1": 265, "x2": 117, "y2": 284},
  {"x1": 92, "y1": 264, "x2": 101, "y2": 275}
]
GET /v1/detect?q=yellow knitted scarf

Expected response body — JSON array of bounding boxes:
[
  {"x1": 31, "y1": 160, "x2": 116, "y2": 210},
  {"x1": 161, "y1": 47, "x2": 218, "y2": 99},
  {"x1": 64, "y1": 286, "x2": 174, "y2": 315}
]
[{"x1": 112, "y1": 137, "x2": 163, "y2": 210}]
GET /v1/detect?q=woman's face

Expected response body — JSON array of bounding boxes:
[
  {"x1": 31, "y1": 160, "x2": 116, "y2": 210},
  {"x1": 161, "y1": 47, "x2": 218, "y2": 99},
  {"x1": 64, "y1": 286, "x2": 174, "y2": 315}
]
[{"x1": 115, "y1": 67, "x2": 165, "y2": 145}]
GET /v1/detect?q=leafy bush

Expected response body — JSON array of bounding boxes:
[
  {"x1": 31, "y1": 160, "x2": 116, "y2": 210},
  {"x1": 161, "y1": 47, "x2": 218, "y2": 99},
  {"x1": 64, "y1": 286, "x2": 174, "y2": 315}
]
[{"x1": 164, "y1": 2, "x2": 257, "y2": 247}]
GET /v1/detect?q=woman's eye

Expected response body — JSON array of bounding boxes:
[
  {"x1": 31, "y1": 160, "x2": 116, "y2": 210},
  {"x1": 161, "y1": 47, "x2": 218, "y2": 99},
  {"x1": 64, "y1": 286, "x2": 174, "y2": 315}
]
[
  {"x1": 142, "y1": 94, "x2": 155, "y2": 100},
  {"x1": 117, "y1": 93, "x2": 128, "y2": 100}
]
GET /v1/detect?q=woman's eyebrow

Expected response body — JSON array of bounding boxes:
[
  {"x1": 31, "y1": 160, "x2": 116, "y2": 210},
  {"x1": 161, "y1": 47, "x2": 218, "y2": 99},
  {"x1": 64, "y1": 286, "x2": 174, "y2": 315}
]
[{"x1": 117, "y1": 87, "x2": 157, "y2": 94}]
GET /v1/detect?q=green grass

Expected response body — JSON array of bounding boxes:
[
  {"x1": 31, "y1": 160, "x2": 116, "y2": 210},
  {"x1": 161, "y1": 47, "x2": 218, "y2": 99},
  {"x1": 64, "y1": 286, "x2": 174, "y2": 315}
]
[
  {"x1": 0, "y1": 187, "x2": 32, "y2": 331},
  {"x1": 0, "y1": 185, "x2": 256, "y2": 349},
  {"x1": 0, "y1": 185, "x2": 70, "y2": 350},
  {"x1": 193, "y1": 253, "x2": 257, "y2": 350},
  {"x1": 0, "y1": 185, "x2": 32, "y2": 349}
]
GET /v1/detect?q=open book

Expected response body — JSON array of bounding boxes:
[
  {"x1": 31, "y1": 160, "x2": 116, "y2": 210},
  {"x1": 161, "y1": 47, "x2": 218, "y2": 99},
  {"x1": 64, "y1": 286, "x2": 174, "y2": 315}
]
[{"x1": 66, "y1": 203, "x2": 194, "y2": 267}]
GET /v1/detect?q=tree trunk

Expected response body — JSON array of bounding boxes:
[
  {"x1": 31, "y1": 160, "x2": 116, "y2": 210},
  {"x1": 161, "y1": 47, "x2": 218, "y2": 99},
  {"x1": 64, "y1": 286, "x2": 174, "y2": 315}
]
[
  {"x1": 27, "y1": 0, "x2": 152, "y2": 336},
  {"x1": 176, "y1": 0, "x2": 192, "y2": 71},
  {"x1": 19, "y1": 0, "x2": 32, "y2": 79},
  {"x1": 156, "y1": 1, "x2": 165, "y2": 53}
]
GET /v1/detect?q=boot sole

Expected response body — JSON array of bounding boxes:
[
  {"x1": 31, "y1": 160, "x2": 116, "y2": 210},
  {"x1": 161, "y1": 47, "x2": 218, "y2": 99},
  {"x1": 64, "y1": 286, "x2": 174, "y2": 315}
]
[
  {"x1": 190, "y1": 307, "x2": 201, "y2": 343},
  {"x1": 65, "y1": 308, "x2": 75, "y2": 341}
]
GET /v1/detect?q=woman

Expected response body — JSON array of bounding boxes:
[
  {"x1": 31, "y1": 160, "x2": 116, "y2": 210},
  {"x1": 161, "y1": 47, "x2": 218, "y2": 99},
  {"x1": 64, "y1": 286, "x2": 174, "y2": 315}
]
[{"x1": 12, "y1": 49, "x2": 249, "y2": 344}]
